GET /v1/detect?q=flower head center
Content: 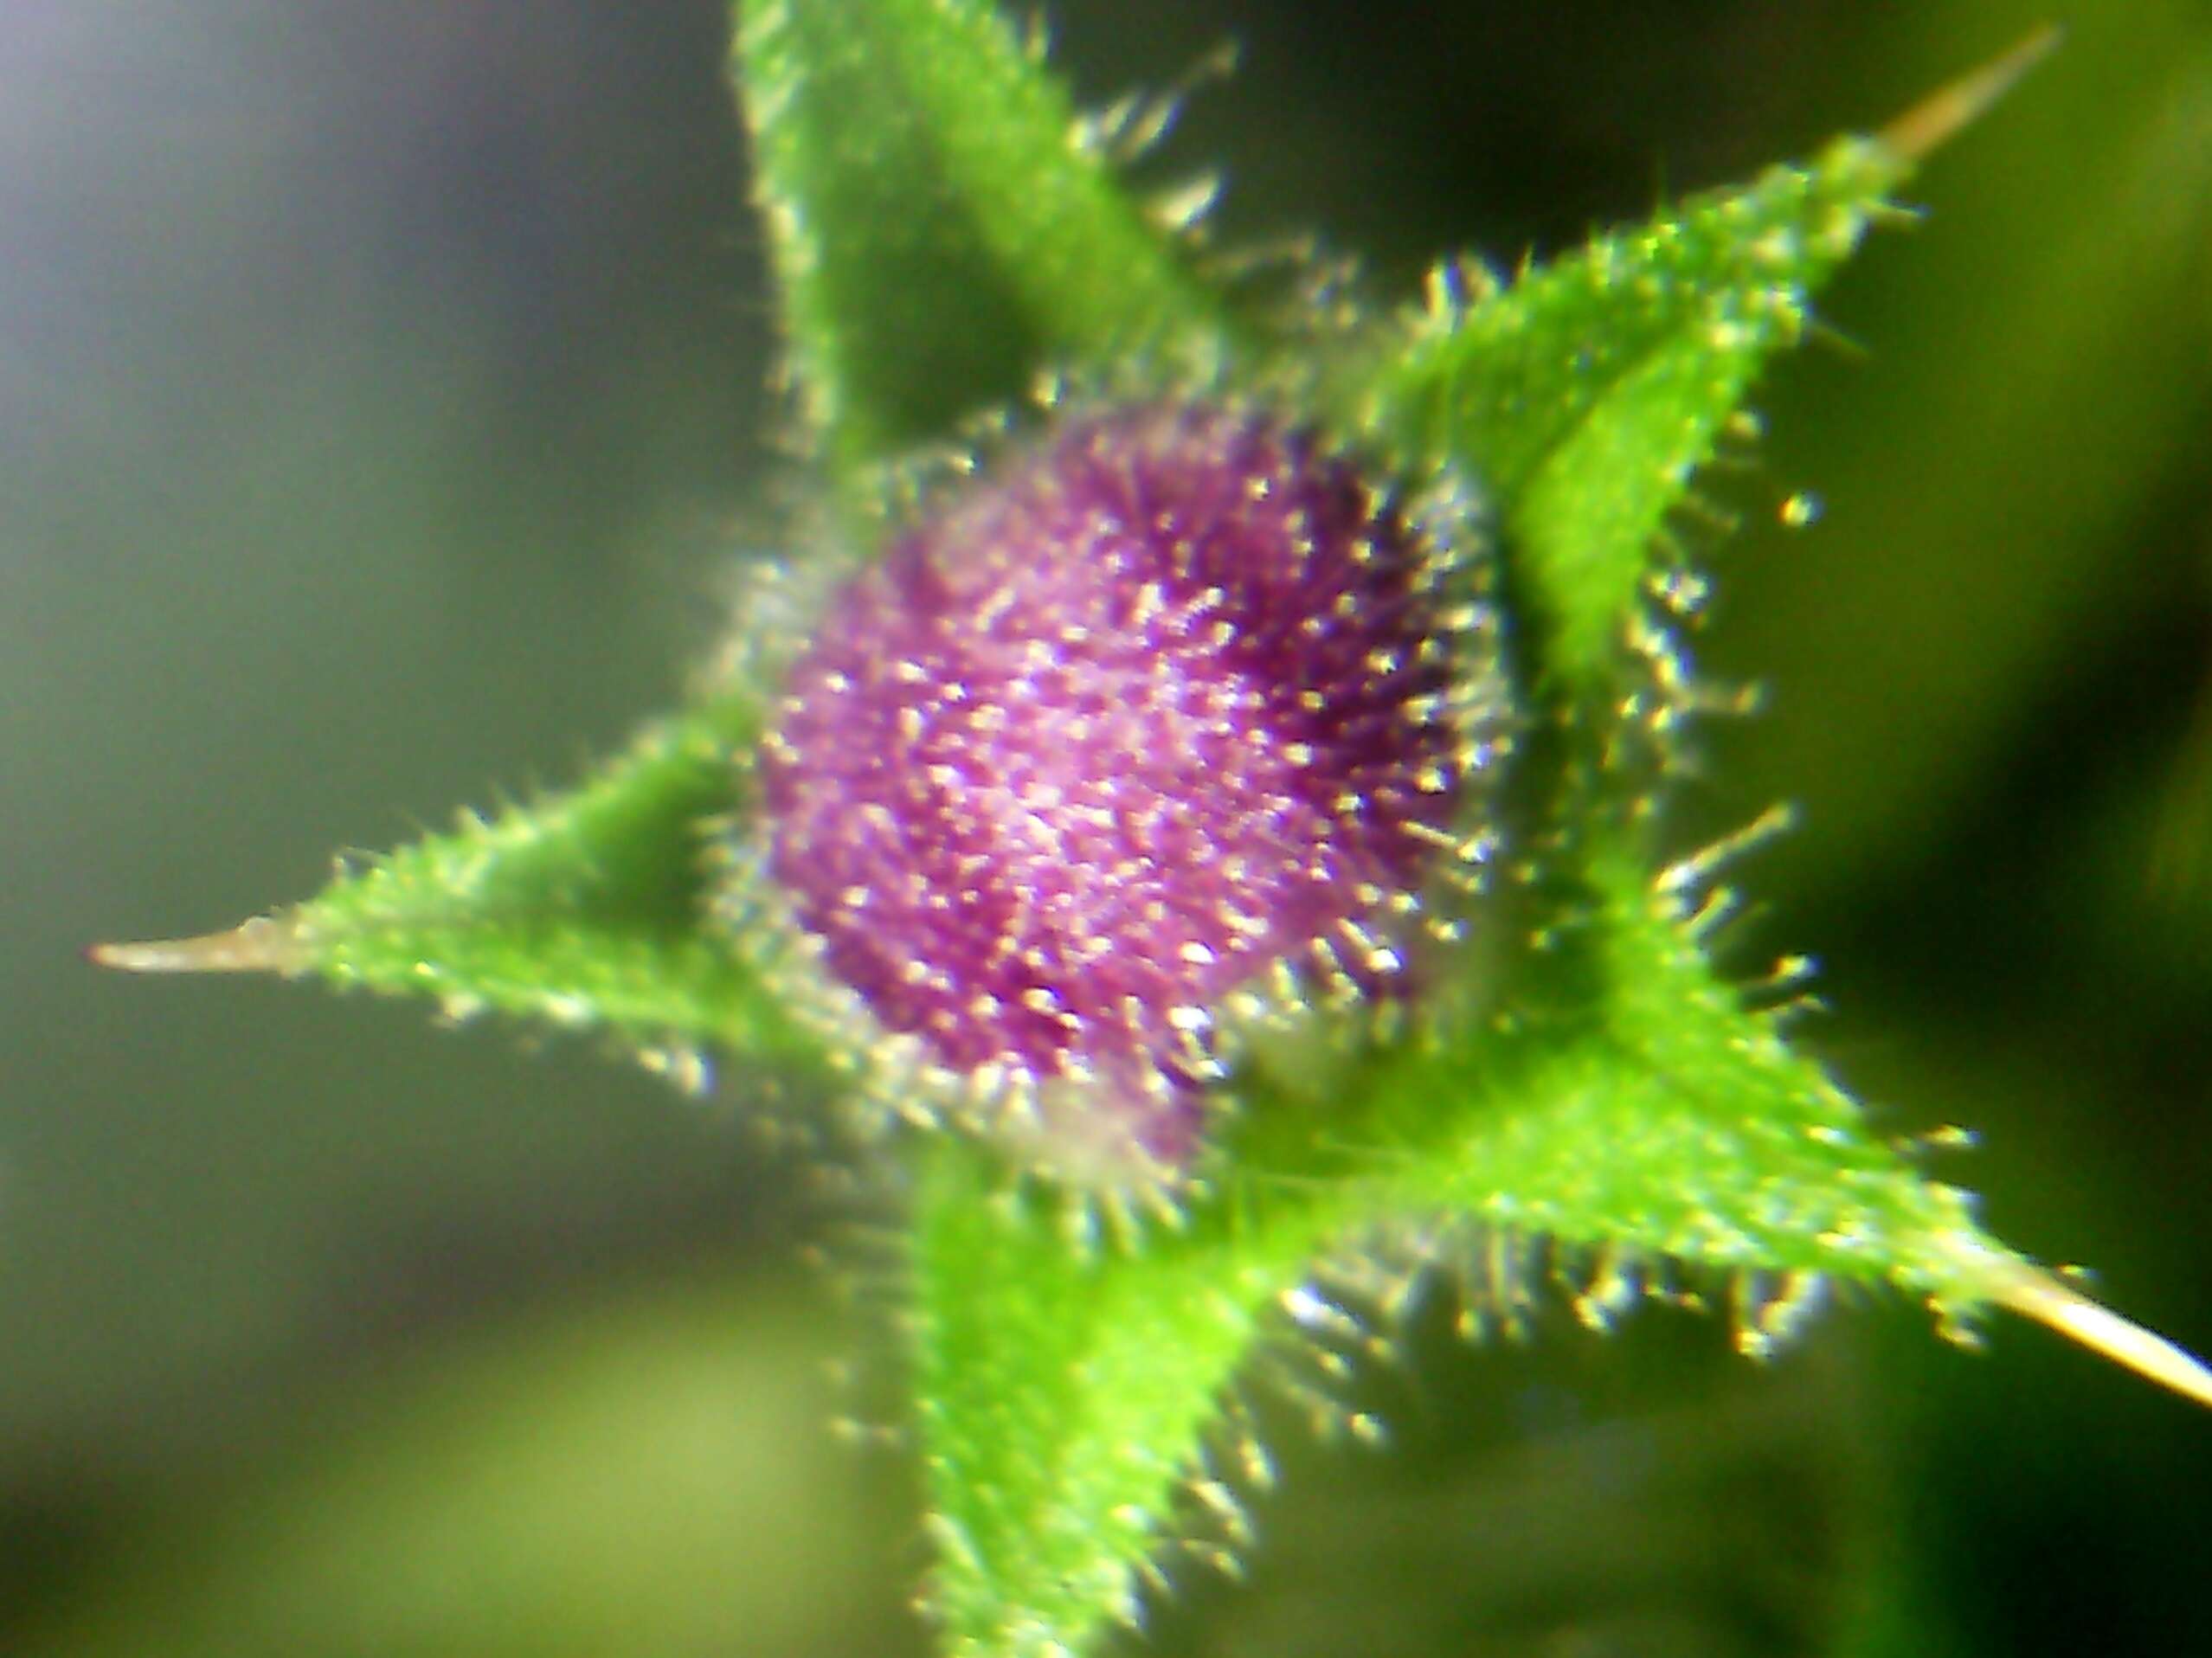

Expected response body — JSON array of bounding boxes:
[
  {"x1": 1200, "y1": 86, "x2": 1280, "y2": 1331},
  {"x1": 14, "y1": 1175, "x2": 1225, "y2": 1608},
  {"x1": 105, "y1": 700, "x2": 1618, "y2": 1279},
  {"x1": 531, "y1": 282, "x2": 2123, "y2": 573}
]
[{"x1": 760, "y1": 402, "x2": 1470, "y2": 1166}]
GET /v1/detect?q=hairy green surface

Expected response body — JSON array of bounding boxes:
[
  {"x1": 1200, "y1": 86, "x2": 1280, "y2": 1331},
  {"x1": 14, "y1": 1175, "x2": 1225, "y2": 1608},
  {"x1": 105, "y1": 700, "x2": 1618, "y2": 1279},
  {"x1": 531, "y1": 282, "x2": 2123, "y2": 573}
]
[
  {"x1": 103, "y1": 5, "x2": 2149, "y2": 1657},
  {"x1": 296, "y1": 698, "x2": 825, "y2": 1078},
  {"x1": 1359, "y1": 138, "x2": 1904, "y2": 686},
  {"x1": 910, "y1": 826, "x2": 2018, "y2": 1657},
  {"x1": 736, "y1": 0, "x2": 1229, "y2": 484},
  {"x1": 724, "y1": 12, "x2": 2057, "y2": 1653}
]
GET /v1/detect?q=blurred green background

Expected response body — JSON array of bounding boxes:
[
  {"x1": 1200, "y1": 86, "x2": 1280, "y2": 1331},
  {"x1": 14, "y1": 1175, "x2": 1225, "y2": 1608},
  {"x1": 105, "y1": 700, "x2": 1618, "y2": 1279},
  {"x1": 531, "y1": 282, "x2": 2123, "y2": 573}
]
[{"x1": 3, "y1": 1, "x2": 2207, "y2": 1653}]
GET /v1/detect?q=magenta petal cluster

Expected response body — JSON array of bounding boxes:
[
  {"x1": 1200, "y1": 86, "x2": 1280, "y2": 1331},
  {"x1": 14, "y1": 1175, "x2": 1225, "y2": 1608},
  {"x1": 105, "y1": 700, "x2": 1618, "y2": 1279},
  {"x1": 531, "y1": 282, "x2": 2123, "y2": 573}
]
[{"x1": 759, "y1": 402, "x2": 1476, "y2": 1173}]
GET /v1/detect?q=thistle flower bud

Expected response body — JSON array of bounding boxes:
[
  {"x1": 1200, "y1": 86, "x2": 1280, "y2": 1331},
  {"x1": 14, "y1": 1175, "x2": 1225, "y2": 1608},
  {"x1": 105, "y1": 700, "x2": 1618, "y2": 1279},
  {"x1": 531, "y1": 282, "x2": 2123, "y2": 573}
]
[{"x1": 757, "y1": 402, "x2": 1498, "y2": 1179}]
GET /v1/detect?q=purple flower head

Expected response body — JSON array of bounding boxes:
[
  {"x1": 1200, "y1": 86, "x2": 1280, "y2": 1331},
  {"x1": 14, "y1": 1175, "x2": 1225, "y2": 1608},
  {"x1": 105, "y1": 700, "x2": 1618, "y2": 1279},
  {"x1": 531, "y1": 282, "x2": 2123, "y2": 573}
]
[{"x1": 759, "y1": 402, "x2": 1490, "y2": 1179}]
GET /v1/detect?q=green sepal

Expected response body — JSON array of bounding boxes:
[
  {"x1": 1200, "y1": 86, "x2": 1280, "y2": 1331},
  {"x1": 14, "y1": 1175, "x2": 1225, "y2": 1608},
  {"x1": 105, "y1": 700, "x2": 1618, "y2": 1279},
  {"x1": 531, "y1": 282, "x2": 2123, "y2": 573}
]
[
  {"x1": 1354, "y1": 137, "x2": 1908, "y2": 690},
  {"x1": 736, "y1": 0, "x2": 1233, "y2": 488},
  {"x1": 912, "y1": 1138, "x2": 1282, "y2": 1658},
  {"x1": 1299, "y1": 832, "x2": 2004, "y2": 1298},
  {"x1": 290, "y1": 699, "x2": 823, "y2": 1076}
]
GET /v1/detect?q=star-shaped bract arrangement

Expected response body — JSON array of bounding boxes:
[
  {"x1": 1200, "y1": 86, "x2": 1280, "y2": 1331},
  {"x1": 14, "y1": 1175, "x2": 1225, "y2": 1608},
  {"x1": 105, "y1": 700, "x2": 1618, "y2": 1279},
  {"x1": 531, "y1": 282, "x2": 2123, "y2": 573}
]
[{"x1": 98, "y1": 8, "x2": 2209, "y2": 1657}]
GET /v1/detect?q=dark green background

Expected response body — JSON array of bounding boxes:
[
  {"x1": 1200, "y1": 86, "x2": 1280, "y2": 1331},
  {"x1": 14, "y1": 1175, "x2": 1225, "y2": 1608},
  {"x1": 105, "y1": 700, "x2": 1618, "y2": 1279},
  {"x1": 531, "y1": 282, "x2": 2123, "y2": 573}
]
[{"x1": 3, "y1": 1, "x2": 2207, "y2": 1652}]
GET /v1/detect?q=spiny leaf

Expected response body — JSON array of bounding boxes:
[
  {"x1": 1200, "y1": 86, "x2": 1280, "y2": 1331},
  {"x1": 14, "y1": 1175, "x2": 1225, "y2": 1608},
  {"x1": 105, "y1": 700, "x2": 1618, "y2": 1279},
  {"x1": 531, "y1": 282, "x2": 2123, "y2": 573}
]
[
  {"x1": 736, "y1": 0, "x2": 1231, "y2": 486},
  {"x1": 1352, "y1": 29, "x2": 2057, "y2": 691},
  {"x1": 98, "y1": 700, "x2": 826, "y2": 1079}
]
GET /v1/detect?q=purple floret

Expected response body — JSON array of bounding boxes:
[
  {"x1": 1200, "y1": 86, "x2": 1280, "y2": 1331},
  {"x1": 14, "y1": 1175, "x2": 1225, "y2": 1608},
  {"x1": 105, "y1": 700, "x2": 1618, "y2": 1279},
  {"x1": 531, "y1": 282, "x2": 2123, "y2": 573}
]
[{"x1": 759, "y1": 402, "x2": 1467, "y2": 1172}]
